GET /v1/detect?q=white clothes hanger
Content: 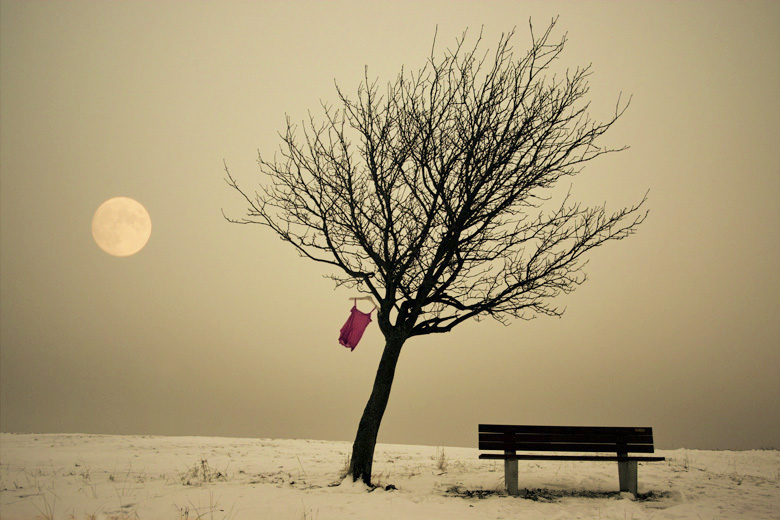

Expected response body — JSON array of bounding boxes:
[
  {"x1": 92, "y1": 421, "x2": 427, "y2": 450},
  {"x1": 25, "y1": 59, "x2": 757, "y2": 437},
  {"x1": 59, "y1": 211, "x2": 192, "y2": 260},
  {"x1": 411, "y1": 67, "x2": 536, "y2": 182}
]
[{"x1": 349, "y1": 295, "x2": 378, "y2": 311}]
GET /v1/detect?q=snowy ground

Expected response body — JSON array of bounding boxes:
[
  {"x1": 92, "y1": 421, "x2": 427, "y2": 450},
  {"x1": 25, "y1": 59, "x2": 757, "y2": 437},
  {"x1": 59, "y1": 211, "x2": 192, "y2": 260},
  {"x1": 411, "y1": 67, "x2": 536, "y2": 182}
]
[{"x1": 1, "y1": 433, "x2": 778, "y2": 519}]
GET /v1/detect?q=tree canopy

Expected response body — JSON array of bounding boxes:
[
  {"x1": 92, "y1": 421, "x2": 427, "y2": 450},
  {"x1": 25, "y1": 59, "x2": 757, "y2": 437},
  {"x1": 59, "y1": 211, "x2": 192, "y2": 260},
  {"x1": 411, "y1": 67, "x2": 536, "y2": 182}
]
[{"x1": 226, "y1": 21, "x2": 646, "y2": 338}]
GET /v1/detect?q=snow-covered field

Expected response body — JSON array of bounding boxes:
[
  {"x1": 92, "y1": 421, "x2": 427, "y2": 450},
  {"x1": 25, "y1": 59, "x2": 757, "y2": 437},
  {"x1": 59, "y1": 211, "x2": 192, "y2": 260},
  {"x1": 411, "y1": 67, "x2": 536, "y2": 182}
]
[{"x1": 1, "y1": 433, "x2": 778, "y2": 519}]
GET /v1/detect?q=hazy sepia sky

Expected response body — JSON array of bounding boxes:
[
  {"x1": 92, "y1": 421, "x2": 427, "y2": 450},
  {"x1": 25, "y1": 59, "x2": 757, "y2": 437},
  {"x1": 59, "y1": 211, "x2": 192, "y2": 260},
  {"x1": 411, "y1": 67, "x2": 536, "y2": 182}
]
[{"x1": 1, "y1": 1, "x2": 778, "y2": 451}]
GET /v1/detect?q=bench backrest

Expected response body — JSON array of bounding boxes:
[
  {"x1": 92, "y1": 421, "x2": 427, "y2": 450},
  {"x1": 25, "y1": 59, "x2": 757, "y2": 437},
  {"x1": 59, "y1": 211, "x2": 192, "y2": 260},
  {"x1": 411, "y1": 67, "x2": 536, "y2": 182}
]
[{"x1": 479, "y1": 424, "x2": 656, "y2": 455}]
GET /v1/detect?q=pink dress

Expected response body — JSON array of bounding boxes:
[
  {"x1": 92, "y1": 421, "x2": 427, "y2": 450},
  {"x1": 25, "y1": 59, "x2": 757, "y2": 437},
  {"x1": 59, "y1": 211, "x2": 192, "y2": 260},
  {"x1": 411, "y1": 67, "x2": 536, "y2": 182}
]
[{"x1": 339, "y1": 304, "x2": 373, "y2": 351}]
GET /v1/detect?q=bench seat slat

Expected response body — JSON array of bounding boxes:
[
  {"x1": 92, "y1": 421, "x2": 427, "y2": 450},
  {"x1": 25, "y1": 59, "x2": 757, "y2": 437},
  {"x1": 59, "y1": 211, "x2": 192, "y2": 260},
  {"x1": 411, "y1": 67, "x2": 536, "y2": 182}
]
[
  {"x1": 479, "y1": 453, "x2": 666, "y2": 462},
  {"x1": 479, "y1": 424, "x2": 653, "y2": 436},
  {"x1": 479, "y1": 432, "x2": 654, "y2": 444},
  {"x1": 479, "y1": 441, "x2": 657, "y2": 453}
]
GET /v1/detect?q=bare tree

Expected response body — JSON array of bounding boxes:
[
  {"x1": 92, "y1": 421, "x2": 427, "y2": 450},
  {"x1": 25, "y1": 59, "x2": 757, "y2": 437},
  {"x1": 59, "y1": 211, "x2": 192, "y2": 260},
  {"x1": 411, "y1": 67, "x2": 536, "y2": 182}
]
[{"x1": 224, "y1": 19, "x2": 647, "y2": 486}]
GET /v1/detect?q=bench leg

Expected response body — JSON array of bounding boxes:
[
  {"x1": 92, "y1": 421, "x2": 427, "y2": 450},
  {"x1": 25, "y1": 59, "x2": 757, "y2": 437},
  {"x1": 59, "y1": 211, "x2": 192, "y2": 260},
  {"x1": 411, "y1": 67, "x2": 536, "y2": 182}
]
[
  {"x1": 504, "y1": 452, "x2": 519, "y2": 496},
  {"x1": 618, "y1": 460, "x2": 638, "y2": 495}
]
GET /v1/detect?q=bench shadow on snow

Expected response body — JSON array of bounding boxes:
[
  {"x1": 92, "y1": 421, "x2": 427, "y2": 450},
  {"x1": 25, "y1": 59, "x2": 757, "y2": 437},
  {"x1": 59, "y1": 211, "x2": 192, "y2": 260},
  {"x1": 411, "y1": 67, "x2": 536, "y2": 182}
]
[{"x1": 445, "y1": 485, "x2": 676, "y2": 504}]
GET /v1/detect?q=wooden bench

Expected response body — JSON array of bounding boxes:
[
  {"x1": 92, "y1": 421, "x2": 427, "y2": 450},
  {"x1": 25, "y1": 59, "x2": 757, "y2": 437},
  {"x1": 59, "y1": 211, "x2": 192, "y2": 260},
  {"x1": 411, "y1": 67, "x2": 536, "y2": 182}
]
[{"x1": 478, "y1": 424, "x2": 665, "y2": 496}]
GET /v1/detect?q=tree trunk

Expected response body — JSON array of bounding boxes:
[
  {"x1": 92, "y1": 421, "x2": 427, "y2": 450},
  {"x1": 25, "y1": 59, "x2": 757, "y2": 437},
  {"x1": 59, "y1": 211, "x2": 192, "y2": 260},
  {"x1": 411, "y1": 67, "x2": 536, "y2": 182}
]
[{"x1": 348, "y1": 333, "x2": 405, "y2": 485}]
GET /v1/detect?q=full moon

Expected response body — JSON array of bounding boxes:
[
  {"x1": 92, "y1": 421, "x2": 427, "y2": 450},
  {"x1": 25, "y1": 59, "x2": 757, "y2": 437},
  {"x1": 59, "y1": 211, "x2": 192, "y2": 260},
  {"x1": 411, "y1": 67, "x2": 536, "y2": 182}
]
[{"x1": 92, "y1": 197, "x2": 152, "y2": 257}]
